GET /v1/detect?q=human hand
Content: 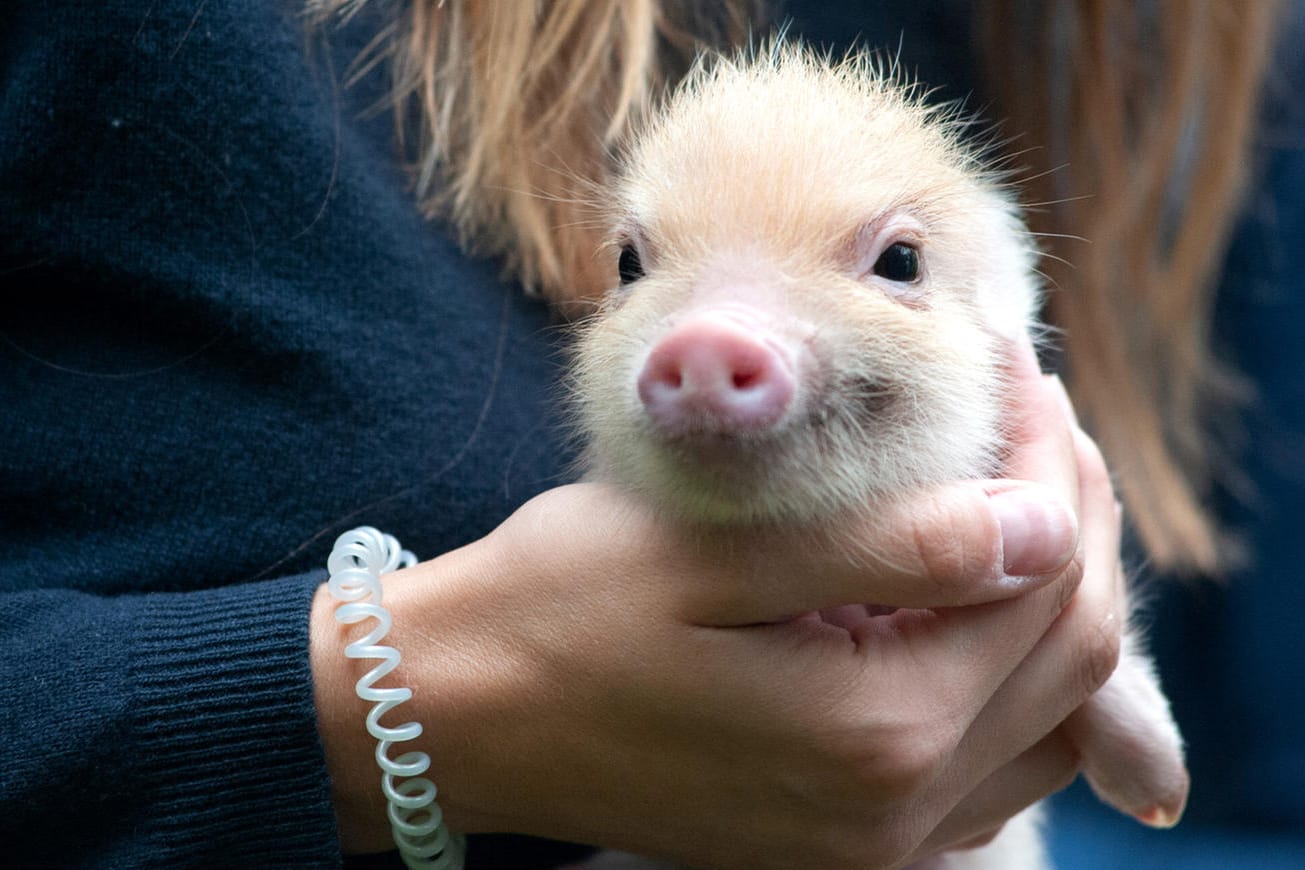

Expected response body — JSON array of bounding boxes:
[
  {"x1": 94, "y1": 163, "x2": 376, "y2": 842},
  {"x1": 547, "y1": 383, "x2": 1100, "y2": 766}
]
[{"x1": 310, "y1": 342, "x2": 1120, "y2": 870}]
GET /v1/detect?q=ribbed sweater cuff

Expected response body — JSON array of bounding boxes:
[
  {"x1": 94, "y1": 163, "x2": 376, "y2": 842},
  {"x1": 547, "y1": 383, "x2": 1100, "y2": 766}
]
[{"x1": 131, "y1": 571, "x2": 342, "y2": 866}]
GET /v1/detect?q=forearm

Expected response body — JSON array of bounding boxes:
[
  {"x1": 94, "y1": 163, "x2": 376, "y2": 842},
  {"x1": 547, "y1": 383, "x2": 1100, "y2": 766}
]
[{"x1": 310, "y1": 538, "x2": 524, "y2": 855}]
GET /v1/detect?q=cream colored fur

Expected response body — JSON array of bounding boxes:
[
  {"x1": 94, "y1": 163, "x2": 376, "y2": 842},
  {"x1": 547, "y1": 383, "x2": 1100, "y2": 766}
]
[{"x1": 574, "y1": 48, "x2": 1038, "y2": 523}]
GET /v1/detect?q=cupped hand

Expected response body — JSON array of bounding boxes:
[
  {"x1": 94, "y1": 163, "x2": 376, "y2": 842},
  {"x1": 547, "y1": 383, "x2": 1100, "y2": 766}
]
[{"x1": 312, "y1": 341, "x2": 1123, "y2": 870}]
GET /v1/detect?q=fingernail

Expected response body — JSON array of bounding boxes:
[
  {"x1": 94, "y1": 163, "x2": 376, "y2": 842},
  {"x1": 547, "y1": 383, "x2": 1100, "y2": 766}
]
[{"x1": 991, "y1": 488, "x2": 1076, "y2": 577}]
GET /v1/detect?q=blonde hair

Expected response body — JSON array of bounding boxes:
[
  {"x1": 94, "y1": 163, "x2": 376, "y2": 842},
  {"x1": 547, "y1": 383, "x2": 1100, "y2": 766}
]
[
  {"x1": 979, "y1": 0, "x2": 1282, "y2": 572},
  {"x1": 310, "y1": 0, "x2": 1281, "y2": 573},
  {"x1": 311, "y1": 0, "x2": 753, "y2": 313}
]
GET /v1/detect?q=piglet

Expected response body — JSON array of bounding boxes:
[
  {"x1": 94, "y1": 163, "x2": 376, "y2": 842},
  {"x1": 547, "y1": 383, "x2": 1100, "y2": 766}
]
[{"x1": 570, "y1": 45, "x2": 1188, "y2": 869}]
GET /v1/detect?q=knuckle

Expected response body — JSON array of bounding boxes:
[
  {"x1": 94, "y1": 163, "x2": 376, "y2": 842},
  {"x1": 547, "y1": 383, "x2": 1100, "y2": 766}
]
[
  {"x1": 1052, "y1": 546, "x2": 1088, "y2": 612},
  {"x1": 1061, "y1": 549, "x2": 1124, "y2": 699},
  {"x1": 1039, "y1": 730, "x2": 1083, "y2": 797},
  {"x1": 1050, "y1": 753, "x2": 1081, "y2": 793},
  {"x1": 1076, "y1": 610, "x2": 1123, "y2": 697},
  {"x1": 911, "y1": 494, "x2": 1000, "y2": 591},
  {"x1": 854, "y1": 726, "x2": 953, "y2": 803},
  {"x1": 956, "y1": 826, "x2": 1004, "y2": 851}
]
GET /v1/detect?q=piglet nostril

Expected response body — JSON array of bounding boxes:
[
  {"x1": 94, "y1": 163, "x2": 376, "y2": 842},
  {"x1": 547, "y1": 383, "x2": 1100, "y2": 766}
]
[
  {"x1": 732, "y1": 367, "x2": 763, "y2": 390},
  {"x1": 636, "y1": 349, "x2": 685, "y2": 400}
]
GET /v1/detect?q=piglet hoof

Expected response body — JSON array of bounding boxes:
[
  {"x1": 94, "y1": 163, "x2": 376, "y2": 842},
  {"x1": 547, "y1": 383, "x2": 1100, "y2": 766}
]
[{"x1": 1066, "y1": 637, "x2": 1190, "y2": 828}]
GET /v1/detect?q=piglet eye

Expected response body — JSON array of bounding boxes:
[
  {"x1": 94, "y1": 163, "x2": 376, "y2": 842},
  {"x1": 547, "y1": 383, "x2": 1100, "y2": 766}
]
[
  {"x1": 618, "y1": 245, "x2": 645, "y2": 285},
  {"x1": 873, "y1": 242, "x2": 921, "y2": 283}
]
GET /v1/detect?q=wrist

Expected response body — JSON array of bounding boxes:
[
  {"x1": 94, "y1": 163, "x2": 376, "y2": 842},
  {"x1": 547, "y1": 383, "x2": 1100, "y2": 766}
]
[
  {"x1": 310, "y1": 536, "x2": 521, "y2": 853},
  {"x1": 310, "y1": 580, "x2": 393, "y2": 854}
]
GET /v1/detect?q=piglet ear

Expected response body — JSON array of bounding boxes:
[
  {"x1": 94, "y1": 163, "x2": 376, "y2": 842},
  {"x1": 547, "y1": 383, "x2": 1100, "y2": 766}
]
[{"x1": 974, "y1": 198, "x2": 1043, "y2": 343}]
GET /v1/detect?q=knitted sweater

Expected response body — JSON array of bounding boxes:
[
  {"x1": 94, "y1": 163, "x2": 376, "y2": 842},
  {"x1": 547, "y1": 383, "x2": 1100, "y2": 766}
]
[{"x1": 1, "y1": 1, "x2": 580, "y2": 866}]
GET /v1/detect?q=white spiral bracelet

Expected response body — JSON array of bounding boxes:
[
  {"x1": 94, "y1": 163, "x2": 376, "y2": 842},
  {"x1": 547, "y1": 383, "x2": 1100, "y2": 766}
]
[{"x1": 326, "y1": 527, "x2": 466, "y2": 870}]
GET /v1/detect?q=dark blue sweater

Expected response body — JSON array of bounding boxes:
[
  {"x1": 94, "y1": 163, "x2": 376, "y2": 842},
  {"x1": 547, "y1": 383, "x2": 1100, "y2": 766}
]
[{"x1": 1, "y1": 2, "x2": 580, "y2": 866}]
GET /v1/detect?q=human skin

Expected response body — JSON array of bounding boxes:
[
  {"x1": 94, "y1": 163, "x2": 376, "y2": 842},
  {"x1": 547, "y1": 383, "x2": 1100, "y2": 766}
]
[{"x1": 310, "y1": 343, "x2": 1121, "y2": 870}]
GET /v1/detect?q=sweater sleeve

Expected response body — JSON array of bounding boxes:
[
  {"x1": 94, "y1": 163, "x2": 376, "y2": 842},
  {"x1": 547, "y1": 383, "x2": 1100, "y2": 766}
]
[{"x1": 0, "y1": 574, "x2": 343, "y2": 867}]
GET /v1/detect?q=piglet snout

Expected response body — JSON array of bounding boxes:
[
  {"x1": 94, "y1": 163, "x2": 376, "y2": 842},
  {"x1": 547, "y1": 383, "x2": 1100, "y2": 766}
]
[{"x1": 637, "y1": 311, "x2": 799, "y2": 437}]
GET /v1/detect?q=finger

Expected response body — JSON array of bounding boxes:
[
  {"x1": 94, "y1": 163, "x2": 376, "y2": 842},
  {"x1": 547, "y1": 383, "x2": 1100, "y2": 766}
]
[
  {"x1": 1001, "y1": 338, "x2": 1080, "y2": 518},
  {"x1": 835, "y1": 367, "x2": 1090, "y2": 712},
  {"x1": 947, "y1": 425, "x2": 1123, "y2": 791},
  {"x1": 912, "y1": 729, "x2": 1079, "y2": 861}
]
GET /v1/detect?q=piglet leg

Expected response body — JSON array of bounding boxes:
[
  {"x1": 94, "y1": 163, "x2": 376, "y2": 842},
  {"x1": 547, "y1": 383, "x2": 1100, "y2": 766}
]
[{"x1": 1064, "y1": 632, "x2": 1190, "y2": 828}]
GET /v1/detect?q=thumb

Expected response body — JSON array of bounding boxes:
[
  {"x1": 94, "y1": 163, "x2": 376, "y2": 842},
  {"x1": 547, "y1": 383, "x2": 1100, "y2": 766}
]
[{"x1": 685, "y1": 480, "x2": 1078, "y2": 626}]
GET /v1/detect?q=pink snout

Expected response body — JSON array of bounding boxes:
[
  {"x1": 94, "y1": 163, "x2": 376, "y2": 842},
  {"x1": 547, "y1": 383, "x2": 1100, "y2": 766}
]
[{"x1": 636, "y1": 312, "x2": 797, "y2": 437}]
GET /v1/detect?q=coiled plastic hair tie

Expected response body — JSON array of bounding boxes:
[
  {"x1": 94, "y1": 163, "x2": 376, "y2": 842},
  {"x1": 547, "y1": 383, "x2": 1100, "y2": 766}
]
[{"x1": 326, "y1": 527, "x2": 466, "y2": 870}]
